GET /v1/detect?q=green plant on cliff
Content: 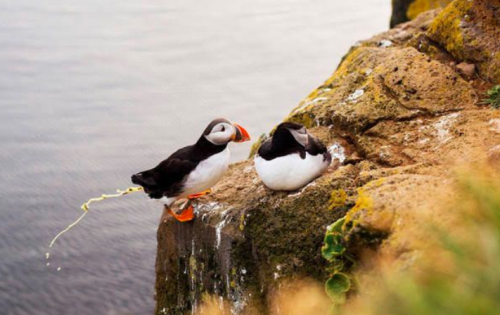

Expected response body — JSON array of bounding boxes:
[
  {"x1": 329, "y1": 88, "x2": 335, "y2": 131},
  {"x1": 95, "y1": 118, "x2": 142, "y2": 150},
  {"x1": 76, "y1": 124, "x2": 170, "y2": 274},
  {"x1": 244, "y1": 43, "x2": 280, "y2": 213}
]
[
  {"x1": 322, "y1": 187, "x2": 387, "y2": 307},
  {"x1": 321, "y1": 217, "x2": 355, "y2": 304},
  {"x1": 482, "y1": 85, "x2": 500, "y2": 109}
]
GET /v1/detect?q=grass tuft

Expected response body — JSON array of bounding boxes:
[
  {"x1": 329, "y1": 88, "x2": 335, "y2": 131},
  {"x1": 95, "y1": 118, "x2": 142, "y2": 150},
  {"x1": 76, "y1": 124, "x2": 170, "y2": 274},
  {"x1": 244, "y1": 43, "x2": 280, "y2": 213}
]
[{"x1": 482, "y1": 85, "x2": 500, "y2": 109}]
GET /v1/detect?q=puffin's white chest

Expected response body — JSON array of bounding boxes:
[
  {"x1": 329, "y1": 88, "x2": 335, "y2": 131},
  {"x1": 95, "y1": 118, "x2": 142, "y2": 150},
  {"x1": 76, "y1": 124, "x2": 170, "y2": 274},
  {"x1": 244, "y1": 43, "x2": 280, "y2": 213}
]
[
  {"x1": 181, "y1": 148, "x2": 230, "y2": 197},
  {"x1": 254, "y1": 152, "x2": 329, "y2": 191}
]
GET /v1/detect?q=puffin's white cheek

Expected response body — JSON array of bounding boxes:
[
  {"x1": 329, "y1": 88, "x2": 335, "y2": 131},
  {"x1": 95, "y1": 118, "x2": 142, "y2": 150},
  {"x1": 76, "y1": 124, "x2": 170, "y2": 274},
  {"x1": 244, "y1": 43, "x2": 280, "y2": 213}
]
[{"x1": 208, "y1": 132, "x2": 231, "y2": 145}]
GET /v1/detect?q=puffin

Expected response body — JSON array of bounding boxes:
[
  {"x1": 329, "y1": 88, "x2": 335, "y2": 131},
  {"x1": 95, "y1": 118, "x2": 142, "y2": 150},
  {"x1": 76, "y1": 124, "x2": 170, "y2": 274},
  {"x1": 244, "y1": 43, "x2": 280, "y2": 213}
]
[
  {"x1": 254, "y1": 122, "x2": 331, "y2": 191},
  {"x1": 131, "y1": 118, "x2": 250, "y2": 222}
]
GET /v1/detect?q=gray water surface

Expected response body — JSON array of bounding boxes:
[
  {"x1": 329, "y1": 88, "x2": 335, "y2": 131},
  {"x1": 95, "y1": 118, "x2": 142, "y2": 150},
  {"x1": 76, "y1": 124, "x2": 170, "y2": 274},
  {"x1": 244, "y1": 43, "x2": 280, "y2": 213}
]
[{"x1": 0, "y1": 1, "x2": 390, "y2": 314}]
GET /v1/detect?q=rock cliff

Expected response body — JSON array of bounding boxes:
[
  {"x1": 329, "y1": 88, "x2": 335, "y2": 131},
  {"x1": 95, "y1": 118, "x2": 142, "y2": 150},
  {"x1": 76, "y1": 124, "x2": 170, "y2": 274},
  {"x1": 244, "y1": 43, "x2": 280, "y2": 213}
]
[{"x1": 155, "y1": 1, "x2": 500, "y2": 314}]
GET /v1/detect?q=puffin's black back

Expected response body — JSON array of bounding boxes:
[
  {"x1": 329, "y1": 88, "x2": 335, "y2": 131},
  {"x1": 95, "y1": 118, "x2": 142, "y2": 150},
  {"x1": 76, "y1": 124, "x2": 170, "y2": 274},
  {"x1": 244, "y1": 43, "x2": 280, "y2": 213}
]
[
  {"x1": 258, "y1": 122, "x2": 330, "y2": 161},
  {"x1": 131, "y1": 136, "x2": 227, "y2": 199}
]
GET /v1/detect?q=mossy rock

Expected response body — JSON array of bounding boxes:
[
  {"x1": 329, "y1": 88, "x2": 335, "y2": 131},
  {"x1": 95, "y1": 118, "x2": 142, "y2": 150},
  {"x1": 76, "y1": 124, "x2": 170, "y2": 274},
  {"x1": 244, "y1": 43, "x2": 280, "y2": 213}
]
[
  {"x1": 391, "y1": 0, "x2": 452, "y2": 27},
  {"x1": 407, "y1": 0, "x2": 453, "y2": 20},
  {"x1": 428, "y1": 0, "x2": 500, "y2": 84},
  {"x1": 154, "y1": 161, "x2": 353, "y2": 314}
]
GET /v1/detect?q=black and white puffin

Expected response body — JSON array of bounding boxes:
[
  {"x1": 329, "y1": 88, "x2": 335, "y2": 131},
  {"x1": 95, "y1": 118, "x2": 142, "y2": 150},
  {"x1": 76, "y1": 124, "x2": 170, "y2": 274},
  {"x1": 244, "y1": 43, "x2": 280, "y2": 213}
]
[
  {"x1": 131, "y1": 118, "x2": 250, "y2": 222},
  {"x1": 254, "y1": 122, "x2": 331, "y2": 191}
]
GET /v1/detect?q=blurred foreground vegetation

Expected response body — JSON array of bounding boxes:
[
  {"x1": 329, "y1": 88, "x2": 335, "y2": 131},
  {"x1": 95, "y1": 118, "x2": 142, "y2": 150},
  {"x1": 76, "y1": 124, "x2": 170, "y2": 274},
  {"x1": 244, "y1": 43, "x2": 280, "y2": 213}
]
[{"x1": 343, "y1": 167, "x2": 500, "y2": 315}]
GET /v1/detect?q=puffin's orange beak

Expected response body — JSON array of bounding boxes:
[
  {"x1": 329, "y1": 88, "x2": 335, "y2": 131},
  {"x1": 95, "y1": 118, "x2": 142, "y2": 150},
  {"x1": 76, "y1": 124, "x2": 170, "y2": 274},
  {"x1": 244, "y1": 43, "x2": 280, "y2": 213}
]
[{"x1": 232, "y1": 123, "x2": 251, "y2": 143}]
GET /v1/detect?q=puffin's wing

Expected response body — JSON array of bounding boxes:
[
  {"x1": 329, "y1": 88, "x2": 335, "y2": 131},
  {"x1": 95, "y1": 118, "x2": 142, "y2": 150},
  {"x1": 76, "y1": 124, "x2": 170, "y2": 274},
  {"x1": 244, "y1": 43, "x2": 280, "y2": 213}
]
[
  {"x1": 132, "y1": 146, "x2": 198, "y2": 199},
  {"x1": 256, "y1": 138, "x2": 273, "y2": 158},
  {"x1": 306, "y1": 135, "x2": 331, "y2": 161}
]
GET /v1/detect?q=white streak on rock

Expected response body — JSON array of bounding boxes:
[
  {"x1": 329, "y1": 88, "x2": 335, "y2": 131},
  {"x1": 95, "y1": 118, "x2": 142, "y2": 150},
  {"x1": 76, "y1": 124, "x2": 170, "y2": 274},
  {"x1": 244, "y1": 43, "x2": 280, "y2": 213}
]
[
  {"x1": 489, "y1": 119, "x2": 500, "y2": 134},
  {"x1": 379, "y1": 39, "x2": 393, "y2": 48},
  {"x1": 433, "y1": 113, "x2": 460, "y2": 143},
  {"x1": 329, "y1": 143, "x2": 346, "y2": 163},
  {"x1": 418, "y1": 138, "x2": 430, "y2": 145},
  {"x1": 346, "y1": 89, "x2": 364, "y2": 103},
  {"x1": 215, "y1": 209, "x2": 231, "y2": 249},
  {"x1": 293, "y1": 97, "x2": 328, "y2": 114}
]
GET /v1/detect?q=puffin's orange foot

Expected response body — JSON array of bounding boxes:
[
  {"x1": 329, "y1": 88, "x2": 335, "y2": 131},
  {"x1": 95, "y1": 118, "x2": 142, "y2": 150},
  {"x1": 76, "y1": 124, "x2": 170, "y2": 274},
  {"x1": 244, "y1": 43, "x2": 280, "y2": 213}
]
[
  {"x1": 188, "y1": 189, "x2": 212, "y2": 200},
  {"x1": 166, "y1": 205, "x2": 195, "y2": 222}
]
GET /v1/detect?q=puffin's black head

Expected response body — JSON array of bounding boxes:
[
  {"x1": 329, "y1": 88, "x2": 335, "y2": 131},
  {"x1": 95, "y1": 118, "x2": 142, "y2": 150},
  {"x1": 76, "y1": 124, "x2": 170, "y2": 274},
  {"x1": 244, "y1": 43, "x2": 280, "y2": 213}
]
[
  {"x1": 203, "y1": 118, "x2": 251, "y2": 145},
  {"x1": 273, "y1": 122, "x2": 309, "y2": 147}
]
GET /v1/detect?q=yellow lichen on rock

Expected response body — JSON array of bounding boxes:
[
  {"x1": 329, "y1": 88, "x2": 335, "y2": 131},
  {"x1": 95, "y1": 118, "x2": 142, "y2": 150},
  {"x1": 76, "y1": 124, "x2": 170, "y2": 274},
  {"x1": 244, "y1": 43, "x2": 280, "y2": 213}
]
[
  {"x1": 284, "y1": 110, "x2": 316, "y2": 128},
  {"x1": 289, "y1": 38, "x2": 477, "y2": 136},
  {"x1": 427, "y1": 0, "x2": 472, "y2": 60},
  {"x1": 428, "y1": 0, "x2": 500, "y2": 83},
  {"x1": 345, "y1": 188, "x2": 374, "y2": 228},
  {"x1": 239, "y1": 213, "x2": 246, "y2": 231},
  {"x1": 407, "y1": 0, "x2": 453, "y2": 20},
  {"x1": 328, "y1": 189, "x2": 348, "y2": 210}
]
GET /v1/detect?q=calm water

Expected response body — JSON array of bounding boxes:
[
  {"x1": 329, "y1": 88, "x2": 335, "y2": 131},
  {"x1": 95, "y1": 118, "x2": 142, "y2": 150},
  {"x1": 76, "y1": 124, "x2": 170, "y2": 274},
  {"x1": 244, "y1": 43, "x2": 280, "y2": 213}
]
[{"x1": 0, "y1": 1, "x2": 390, "y2": 314}]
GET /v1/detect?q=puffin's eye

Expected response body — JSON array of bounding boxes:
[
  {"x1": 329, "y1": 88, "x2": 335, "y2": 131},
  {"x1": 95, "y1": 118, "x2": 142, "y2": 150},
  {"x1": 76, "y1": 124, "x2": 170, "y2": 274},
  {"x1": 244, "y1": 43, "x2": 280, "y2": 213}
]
[{"x1": 221, "y1": 125, "x2": 225, "y2": 132}]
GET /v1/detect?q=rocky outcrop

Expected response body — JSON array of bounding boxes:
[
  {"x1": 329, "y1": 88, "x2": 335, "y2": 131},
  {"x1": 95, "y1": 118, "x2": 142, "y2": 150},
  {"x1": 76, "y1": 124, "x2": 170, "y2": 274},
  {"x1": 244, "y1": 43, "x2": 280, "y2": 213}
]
[
  {"x1": 155, "y1": 1, "x2": 500, "y2": 314},
  {"x1": 427, "y1": 0, "x2": 500, "y2": 84},
  {"x1": 391, "y1": 0, "x2": 453, "y2": 27},
  {"x1": 155, "y1": 160, "x2": 352, "y2": 314}
]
